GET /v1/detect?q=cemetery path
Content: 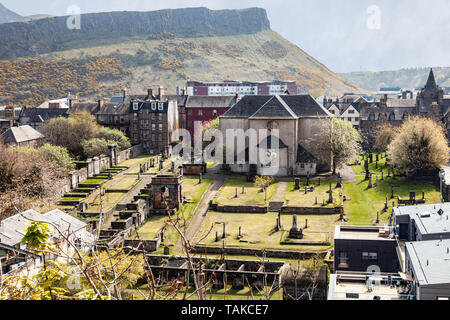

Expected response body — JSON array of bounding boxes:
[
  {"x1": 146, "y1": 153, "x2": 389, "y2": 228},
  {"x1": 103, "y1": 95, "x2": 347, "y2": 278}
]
[
  {"x1": 338, "y1": 165, "x2": 356, "y2": 182},
  {"x1": 273, "y1": 181, "x2": 288, "y2": 202},
  {"x1": 174, "y1": 164, "x2": 226, "y2": 253}
]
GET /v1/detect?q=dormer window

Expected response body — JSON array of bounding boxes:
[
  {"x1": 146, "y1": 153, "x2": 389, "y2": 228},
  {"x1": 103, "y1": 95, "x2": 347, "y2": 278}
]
[
  {"x1": 158, "y1": 103, "x2": 164, "y2": 111},
  {"x1": 151, "y1": 102, "x2": 156, "y2": 111}
]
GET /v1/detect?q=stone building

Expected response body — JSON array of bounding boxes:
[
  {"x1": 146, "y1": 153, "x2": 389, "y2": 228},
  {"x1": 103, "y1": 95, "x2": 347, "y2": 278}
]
[
  {"x1": 0, "y1": 125, "x2": 45, "y2": 148},
  {"x1": 220, "y1": 94, "x2": 332, "y2": 177}
]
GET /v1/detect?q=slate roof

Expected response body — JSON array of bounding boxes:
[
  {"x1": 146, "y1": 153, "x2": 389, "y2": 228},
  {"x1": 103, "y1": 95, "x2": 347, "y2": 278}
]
[
  {"x1": 386, "y1": 99, "x2": 417, "y2": 108},
  {"x1": 19, "y1": 107, "x2": 68, "y2": 122},
  {"x1": 296, "y1": 144, "x2": 317, "y2": 163},
  {"x1": 67, "y1": 102, "x2": 100, "y2": 115},
  {"x1": 0, "y1": 209, "x2": 89, "y2": 247},
  {"x1": 0, "y1": 125, "x2": 44, "y2": 144},
  {"x1": 406, "y1": 239, "x2": 450, "y2": 286},
  {"x1": 222, "y1": 95, "x2": 332, "y2": 119},
  {"x1": 250, "y1": 96, "x2": 297, "y2": 119},
  {"x1": 185, "y1": 96, "x2": 236, "y2": 109}
]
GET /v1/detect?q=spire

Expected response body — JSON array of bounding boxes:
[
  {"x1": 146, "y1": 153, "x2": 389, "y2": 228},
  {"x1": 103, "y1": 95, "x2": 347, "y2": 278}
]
[{"x1": 424, "y1": 68, "x2": 437, "y2": 91}]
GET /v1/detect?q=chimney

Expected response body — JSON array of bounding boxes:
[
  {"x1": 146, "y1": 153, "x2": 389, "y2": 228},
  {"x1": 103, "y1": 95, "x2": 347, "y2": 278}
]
[
  {"x1": 123, "y1": 88, "x2": 127, "y2": 99},
  {"x1": 147, "y1": 88, "x2": 153, "y2": 99},
  {"x1": 158, "y1": 86, "x2": 164, "y2": 100},
  {"x1": 98, "y1": 99, "x2": 105, "y2": 111},
  {"x1": 235, "y1": 93, "x2": 239, "y2": 101}
]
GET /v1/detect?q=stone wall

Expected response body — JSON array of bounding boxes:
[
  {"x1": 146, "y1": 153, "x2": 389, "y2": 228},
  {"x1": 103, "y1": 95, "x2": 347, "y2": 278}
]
[
  {"x1": 210, "y1": 203, "x2": 268, "y2": 213},
  {"x1": 280, "y1": 206, "x2": 343, "y2": 215},
  {"x1": 192, "y1": 245, "x2": 328, "y2": 259}
]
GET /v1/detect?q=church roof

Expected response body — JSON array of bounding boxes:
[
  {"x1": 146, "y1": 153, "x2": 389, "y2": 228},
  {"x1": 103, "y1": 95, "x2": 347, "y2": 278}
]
[
  {"x1": 250, "y1": 96, "x2": 297, "y2": 119},
  {"x1": 424, "y1": 69, "x2": 438, "y2": 92}
]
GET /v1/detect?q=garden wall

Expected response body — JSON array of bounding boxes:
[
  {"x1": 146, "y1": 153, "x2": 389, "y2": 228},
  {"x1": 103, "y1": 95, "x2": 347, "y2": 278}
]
[
  {"x1": 280, "y1": 206, "x2": 343, "y2": 215},
  {"x1": 210, "y1": 203, "x2": 268, "y2": 213},
  {"x1": 192, "y1": 245, "x2": 328, "y2": 259}
]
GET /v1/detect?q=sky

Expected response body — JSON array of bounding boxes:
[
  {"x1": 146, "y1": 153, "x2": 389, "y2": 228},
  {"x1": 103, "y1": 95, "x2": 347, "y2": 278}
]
[{"x1": 2, "y1": 0, "x2": 450, "y2": 73}]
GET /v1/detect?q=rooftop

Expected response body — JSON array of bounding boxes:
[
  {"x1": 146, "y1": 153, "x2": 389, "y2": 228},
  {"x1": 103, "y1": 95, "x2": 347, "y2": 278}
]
[
  {"x1": 334, "y1": 225, "x2": 395, "y2": 241},
  {"x1": 328, "y1": 273, "x2": 411, "y2": 300},
  {"x1": 0, "y1": 125, "x2": 44, "y2": 144},
  {"x1": 406, "y1": 239, "x2": 450, "y2": 285},
  {"x1": 393, "y1": 203, "x2": 450, "y2": 236}
]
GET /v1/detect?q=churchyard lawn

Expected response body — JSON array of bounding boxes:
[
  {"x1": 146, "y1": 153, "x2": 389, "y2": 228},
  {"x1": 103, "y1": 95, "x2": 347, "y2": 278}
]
[{"x1": 213, "y1": 178, "x2": 278, "y2": 206}]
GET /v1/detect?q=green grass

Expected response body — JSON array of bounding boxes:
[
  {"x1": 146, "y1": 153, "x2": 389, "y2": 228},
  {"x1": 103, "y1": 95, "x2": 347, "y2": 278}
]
[
  {"x1": 343, "y1": 176, "x2": 440, "y2": 224},
  {"x1": 81, "y1": 178, "x2": 106, "y2": 184},
  {"x1": 193, "y1": 211, "x2": 335, "y2": 251},
  {"x1": 125, "y1": 284, "x2": 282, "y2": 300},
  {"x1": 85, "y1": 192, "x2": 128, "y2": 213},
  {"x1": 107, "y1": 176, "x2": 139, "y2": 190},
  {"x1": 135, "y1": 177, "x2": 212, "y2": 242},
  {"x1": 284, "y1": 180, "x2": 342, "y2": 207},
  {"x1": 214, "y1": 178, "x2": 278, "y2": 206},
  {"x1": 60, "y1": 196, "x2": 85, "y2": 201}
]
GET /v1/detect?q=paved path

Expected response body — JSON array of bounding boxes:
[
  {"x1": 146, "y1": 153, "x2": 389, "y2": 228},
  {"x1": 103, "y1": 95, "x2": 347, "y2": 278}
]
[
  {"x1": 338, "y1": 165, "x2": 356, "y2": 182},
  {"x1": 273, "y1": 181, "x2": 287, "y2": 202}
]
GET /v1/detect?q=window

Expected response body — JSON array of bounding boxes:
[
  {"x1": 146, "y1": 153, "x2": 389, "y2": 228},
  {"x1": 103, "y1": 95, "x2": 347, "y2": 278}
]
[
  {"x1": 158, "y1": 134, "x2": 162, "y2": 141},
  {"x1": 187, "y1": 110, "x2": 192, "y2": 116},
  {"x1": 158, "y1": 103, "x2": 164, "y2": 111},
  {"x1": 133, "y1": 134, "x2": 138, "y2": 141},
  {"x1": 133, "y1": 102, "x2": 139, "y2": 111},
  {"x1": 159, "y1": 124, "x2": 163, "y2": 131},
  {"x1": 198, "y1": 109, "x2": 203, "y2": 116},
  {"x1": 152, "y1": 124, "x2": 156, "y2": 131},
  {"x1": 388, "y1": 113, "x2": 395, "y2": 121},
  {"x1": 151, "y1": 113, "x2": 155, "y2": 121},
  {"x1": 362, "y1": 252, "x2": 369, "y2": 260},
  {"x1": 349, "y1": 109, "x2": 355, "y2": 114},
  {"x1": 151, "y1": 103, "x2": 156, "y2": 111},
  {"x1": 369, "y1": 113, "x2": 375, "y2": 121},
  {"x1": 133, "y1": 113, "x2": 138, "y2": 120},
  {"x1": 339, "y1": 251, "x2": 349, "y2": 268},
  {"x1": 369, "y1": 252, "x2": 377, "y2": 260},
  {"x1": 158, "y1": 113, "x2": 163, "y2": 121},
  {"x1": 213, "y1": 109, "x2": 217, "y2": 117}
]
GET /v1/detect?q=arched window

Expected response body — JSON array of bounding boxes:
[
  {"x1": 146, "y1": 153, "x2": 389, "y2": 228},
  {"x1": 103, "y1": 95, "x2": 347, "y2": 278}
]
[
  {"x1": 402, "y1": 113, "x2": 408, "y2": 120},
  {"x1": 388, "y1": 113, "x2": 396, "y2": 121},
  {"x1": 369, "y1": 113, "x2": 376, "y2": 121}
]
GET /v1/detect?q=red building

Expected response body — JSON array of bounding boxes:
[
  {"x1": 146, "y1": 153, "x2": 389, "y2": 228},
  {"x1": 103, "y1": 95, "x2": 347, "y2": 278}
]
[{"x1": 184, "y1": 95, "x2": 237, "y2": 143}]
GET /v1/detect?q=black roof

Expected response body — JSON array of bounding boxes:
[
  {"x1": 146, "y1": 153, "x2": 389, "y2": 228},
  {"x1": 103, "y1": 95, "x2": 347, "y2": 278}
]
[
  {"x1": 250, "y1": 96, "x2": 296, "y2": 119},
  {"x1": 67, "y1": 102, "x2": 99, "y2": 115},
  {"x1": 19, "y1": 107, "x2": 68, "y2": 122},
  {"x1": 222, "y1": 95, "x2": 331, "y2": 118}
]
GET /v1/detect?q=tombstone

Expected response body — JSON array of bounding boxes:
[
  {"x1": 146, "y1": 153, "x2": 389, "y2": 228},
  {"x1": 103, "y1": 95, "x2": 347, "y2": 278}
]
[
  {"x1": 410, "y1": 192, "x2": 416, "y2": 202},
  {"x1": 235, "y1": 188, "x2": 238, "y2": 198},
  {"x1": 222, "y1": 223, "x2": 226, "y2": 239},
  {"x1": 198, "y1": 173, "x2": 202, "y2": 184},
  {"x1": 305, "y1": 219, "x2": 308, "y2": 229},
  {"x1": 384, "y1": 196, "x2": 389, "y2": 211},
  {"x1": 318, "y1": 178, "x2": 321, "y2": 186},
  {"x1": 171, "y1": 162, "x2": 174, "y2": 172},
  {"x1": 304, "y1": 187, "x2": 308, "y2": 195},
  {"x1": 376, "y1": 153, "x2": 379, "y2": 162},
  {"x1": 306, "y1": 174, "x2": 310, "y2": 186},
  {"x1": 315, "y1": 197, "x2": 318, "y2": 205},
  {"x1": 242, "y1": 186, "x2": 245, "y2": 194},
  {"x1": 336, "y1": 174, "x2": 342, "y2": 188},
  {"x1": 215, "y1": 231, "x2": 219, "y2": 242},
  {"x1": 381, "y1": 169, "x2": 384, "y2": 181},
  {"x1": 375, "y1": 161, "x2": 378, "y2": 169},
  {"x1": 164, "y1": 246, "x2": 170, "y2": 255},
  {"x1": 376, "y1": 211, "x2": 380, "y2": 224},
  {"x1": 278, "y1": 211, "x2": 281, "y2": 229},
  {"x1": 422, "y1": 191, "x2": 425, "y2": 200},
  {"x1": 328, "y1": 187, "x2": 333, "y2": 204},
  {"x1": 322, "y1": 199, "x2": 325, "y2": 206},
  {"x1": 369, "y1": 153, "x2": 373, "y2": 164},
  {"x1": 387, "y1": 168, "x2": 391, "y2": 177},
  {"x1": 288, "y1": 215, "x2": 303, "y2": 239},
  {"x1": 368, "y1": 173, "x2": 373, "y2": 189},
  {"x1": 294, "y1": 178, "x2": 300, "y2": 190},
  {"x1": 364, "y1": 160, "x2": 370, "y2": 180},
  {"x1": 374, "y1": 176, "x2": 378, "y2": 187},
  {"x1": 276, "y1": 217, "x2": 280, "y2": 231},
  {"x1": 238, "y1": 226, "x2": 242, "y2": 238},
  {"x1": 390, "y1": 185, "x2": 394, "y2": 199}
]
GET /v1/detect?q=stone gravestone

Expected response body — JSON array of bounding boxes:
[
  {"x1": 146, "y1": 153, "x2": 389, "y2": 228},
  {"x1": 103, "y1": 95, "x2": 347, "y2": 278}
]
[
  {"x1": 289, "y1": 215, "x2": 303, "y2": 239},
  {"x1": 199, "y1": 173, "x2": 202, "y2": 184},
  {"x1": 368, "y1": 173, "x2": 373, "y2": 189},
  {"x1": 164, "y1": 246, "x2": 170, "y2": 255},
  {"x1": 410, "y1": 192, "x2": 416, "y2": 202},
  {"x1": 318, "y1": 178, "x2": 321, "y2": 186},
  {"x1": 306, "y1": 174, "x2": 310, "y2": 186},
  {"x1": 369, "y1": 154, "x2": 373, "y2": 163},
  {"x1": 376, "y1": 153, "x2": 379, "y2": 162},
  {"x1": 294, "y1": 178, "x2": 300, "y2": 190},
  {"x1": 381, "y1": 168, "x2": 384, "y2": 181},
  {"x1": 374, "y1": 176, "x2": 378, "y2": 187},
  {"x1": 336, "y1": 174, "x2": 342, "y2": 188},
  {"x1": 222, "y1": 223, "x2": 226, "y2": 239},
  {"x1": 364, "y1": 160, "x2": 370, "y2": 180},
  {"x1": 328, "y1": 183, "x2": 333, "y2": 203}
]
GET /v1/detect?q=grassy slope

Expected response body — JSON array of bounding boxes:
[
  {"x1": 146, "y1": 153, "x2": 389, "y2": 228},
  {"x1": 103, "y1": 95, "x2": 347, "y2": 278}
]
[{"x1": 42, "y1": 30, "x2": 361, "y2": 97}]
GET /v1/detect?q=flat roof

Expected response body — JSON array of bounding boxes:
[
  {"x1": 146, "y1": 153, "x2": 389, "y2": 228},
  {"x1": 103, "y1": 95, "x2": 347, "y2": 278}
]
[
  {"x1": 394, "y1": 203, "x2": 450, "y2": 236},
  {"x1": 406, "y1": 239, "x2": 450, "y2": 286},
  {"x1": 328, "y1": 274, "x2": 409, "y2": 300},
  {"x1": 334, "y1": 225, "x2": 394, "y2": 241}
]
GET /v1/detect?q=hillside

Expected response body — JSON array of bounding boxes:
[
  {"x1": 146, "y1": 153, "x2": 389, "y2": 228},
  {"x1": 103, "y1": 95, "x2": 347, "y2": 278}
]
[
  {"x1": 0, "y1": 3, "x2": 28, "y2": 24},
  {"x1": 339, "y1": 67, "x2": 450, "y2": 92},
  {"x1": 0, "y1": 7, "x2": 361, "y2": 105}
]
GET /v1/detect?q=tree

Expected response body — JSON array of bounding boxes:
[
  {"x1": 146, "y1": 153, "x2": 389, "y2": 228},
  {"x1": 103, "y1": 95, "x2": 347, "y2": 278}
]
[
  {"x1": 374, "y1": 123, "x2": 395, "y2": 152},
  {"x1": 43, "y1": 117, "x2": 71, "y2": 148},
  {"x1": 82, "y1": 138, "x2": 110, "y2": 158},
  {"x1": 311, "y1": 118, "x2": 361, "y2": 174},
  {"x1": 99, "y1": 127, "x2": 131, "y2": 151},
  {"x1": 387, "y1": 117, "x2": 449, "y2": 173}
]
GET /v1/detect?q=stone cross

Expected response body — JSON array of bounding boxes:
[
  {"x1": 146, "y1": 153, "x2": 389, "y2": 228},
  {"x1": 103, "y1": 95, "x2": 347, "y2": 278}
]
[{"x1": 292, "y1": 215, "x2": 298, "y2": 229}]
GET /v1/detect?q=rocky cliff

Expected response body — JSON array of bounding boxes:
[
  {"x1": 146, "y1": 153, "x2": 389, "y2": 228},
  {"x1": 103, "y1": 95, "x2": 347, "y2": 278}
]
[{"x1": 0, "y1": 7, "x2": 271, "y2": 59}]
